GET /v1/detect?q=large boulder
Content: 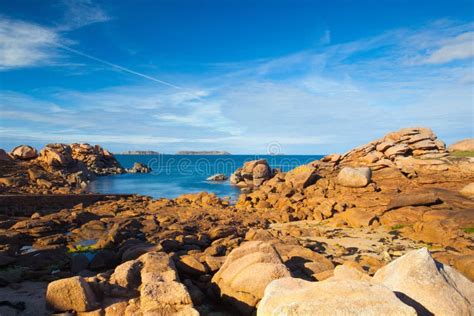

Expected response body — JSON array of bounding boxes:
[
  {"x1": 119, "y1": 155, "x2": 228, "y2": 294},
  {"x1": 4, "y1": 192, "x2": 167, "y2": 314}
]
[
  {"x1": 337, "y1": 167, "x2": 371, "y2": 188},
  {"x1": 257, "y1": 277, "x2": 416, "y2": 315},
  {"x1": 211, "y1": 241, "x2": 290, "y2": 315},
  {"x1": 38, "y1": 144, "x2": 74, "y2": 167},
  {"x1": 372, "y1": 248, "x2": 473, "y2": 315},
  {"x1": 139, "y1": 252, "x2": 197, "y2": 315},
  {"x1": 46, "y1": 276, "x2": 97, "y2": 312},
  {"x1": 449, "y1": 139, "x2": 474, "y2": 152},
  {"x1": 284, "y1": 165, "x2": 318, "y2": 189},
  {"x1": 10, "y1": 145, "x2": 37, "y2": 160}
]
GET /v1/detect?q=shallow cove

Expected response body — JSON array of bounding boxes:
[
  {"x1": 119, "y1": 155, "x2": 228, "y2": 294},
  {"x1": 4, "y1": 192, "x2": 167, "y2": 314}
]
[{"x1": 87, "y1": 154, "x2": 323, "y2": 199}]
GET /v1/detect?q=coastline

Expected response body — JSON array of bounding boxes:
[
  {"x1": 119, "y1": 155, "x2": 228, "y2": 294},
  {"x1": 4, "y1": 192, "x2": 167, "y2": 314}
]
[{"x1": 0, "y1": 127, "x2": 473, "y2": 315}]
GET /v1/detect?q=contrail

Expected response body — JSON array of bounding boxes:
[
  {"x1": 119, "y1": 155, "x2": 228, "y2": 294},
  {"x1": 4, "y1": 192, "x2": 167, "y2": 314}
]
[{"x1": 55, "y1": 43, "x2": 190, "y2": 92}]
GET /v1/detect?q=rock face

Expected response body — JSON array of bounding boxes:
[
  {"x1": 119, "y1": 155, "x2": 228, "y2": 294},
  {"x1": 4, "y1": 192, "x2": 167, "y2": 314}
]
[
  {"x1": 127, "y1": 162, "x2": 151, "y2": 173},
  {"x1": 449, "y1": 138, "x2": 474, "y2": 152},
  {"x1": 230, "y1": 160, "x2": 273, "y2": 188},
  {"x1": 207, "y1": 173, "x2": 228, "y2": 181},
  {"x1": 10, "y1": 145, "x2": 38, "y2": 160},
  {"x1": 211, "y1": 241, "x2": 290, "y2": 315},
  {"x1": 46, "y1": 276, "x2": 97, "y2": 312},
  {"x1": 0, "y1": 149, "x2": 11, "y2": 161},
  {"x1": 337, "y1": 167, "x2": 371, "y2": 188},
  {"x1": 258, "y1": 277, "x2": 416, "y2": 315},
  {"x1": 372, "y1": 248, "x2": 473, "y2": 315}
]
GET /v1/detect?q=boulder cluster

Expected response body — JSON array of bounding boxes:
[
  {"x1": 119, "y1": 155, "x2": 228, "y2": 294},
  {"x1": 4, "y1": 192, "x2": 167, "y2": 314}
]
[
  {"x1": 230, "y1": 159, "x2": 274, "y2": 188},
  {"x1": 126, "y1": 162, "x2": 151, "y2": 173},
  {"x1": 0, "y1": 143, "x2": 124, "y2": 194}
]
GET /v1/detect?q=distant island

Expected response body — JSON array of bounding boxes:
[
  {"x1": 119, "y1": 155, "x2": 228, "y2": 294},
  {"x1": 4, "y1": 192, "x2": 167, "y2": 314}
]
[
  {"x1": 176, "y1": 151, "x2": 231, "y2": 155},
  {"x1": 120, "y1": 150, "x2": 160, "y2": 155}
]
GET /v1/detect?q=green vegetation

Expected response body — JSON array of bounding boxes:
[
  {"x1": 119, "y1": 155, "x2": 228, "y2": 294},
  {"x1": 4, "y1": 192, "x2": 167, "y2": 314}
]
[
  {"x1": 462, "y1": 227, "x2": 474, "y2": 234},
  {"x1": 67, "y1": 244, "x2": 97, "y2": 253},
  {"x1": 391, "y1": 224, "x2": 405, "y2": 230},
  {"x1": 450, "y1": 151, "x2": 474, "y2": 158}
]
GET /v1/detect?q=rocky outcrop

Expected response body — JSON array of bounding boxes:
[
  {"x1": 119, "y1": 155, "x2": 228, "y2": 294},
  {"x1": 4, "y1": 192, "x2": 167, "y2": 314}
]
[
  {"x1": 449, "y1": 138, "x2": 474, "y2": 152},
  {"x1": 230, "y1": 159, "x2": 273, "y2": 188},
  {"x1": 211, "y1": 241, "x2": 290, "y2": 315},
  {"x1": 127, "y1": 162, "x2": 151, "y2": 173},
  {"x1": 0, "y1": 143, "x2": 124, "y2": 194},
  {"x1": 10, "y1": 145, "x2": 38, "y2": 160}
]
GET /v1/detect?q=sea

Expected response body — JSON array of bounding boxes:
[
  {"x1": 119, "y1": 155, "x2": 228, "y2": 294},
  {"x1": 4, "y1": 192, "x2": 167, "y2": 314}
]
[{"x1": 87, "y1": 154, "x2": 324, "y2": 200}]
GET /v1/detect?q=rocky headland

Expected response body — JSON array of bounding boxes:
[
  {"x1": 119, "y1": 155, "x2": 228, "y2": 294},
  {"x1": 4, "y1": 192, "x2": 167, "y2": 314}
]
[{"x1": 0, "y1": 128, "x2": 473, "y2": 315}]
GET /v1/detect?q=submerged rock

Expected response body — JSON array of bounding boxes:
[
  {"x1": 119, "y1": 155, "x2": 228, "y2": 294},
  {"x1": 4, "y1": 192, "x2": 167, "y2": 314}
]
[
  {"x1": 127, "y1": 162, "x2": 151, "y2": 173},
  {"x1": 207, "y1": 173, "x2": 228, "y2": 181}
]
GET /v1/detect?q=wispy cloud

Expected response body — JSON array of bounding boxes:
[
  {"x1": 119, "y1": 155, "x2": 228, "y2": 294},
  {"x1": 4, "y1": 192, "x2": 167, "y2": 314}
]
[
  {"x1": 56, "y1": 0, "x2": 110, "y2": 31},
  {"x1": 0, "y1": 17, "x2": 61, "y2": 69},
  {"x1": 424, "y1": 31, "x2": 474, "y2": 64},
  {"x1": 1, "y1": 20, "x2": 473, "y2": 153}
]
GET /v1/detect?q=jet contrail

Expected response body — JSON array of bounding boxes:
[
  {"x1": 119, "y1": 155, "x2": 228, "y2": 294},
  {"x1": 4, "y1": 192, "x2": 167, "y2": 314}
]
[{"x1": 55, "y1": 43, "x2": 191, "y2": 93}]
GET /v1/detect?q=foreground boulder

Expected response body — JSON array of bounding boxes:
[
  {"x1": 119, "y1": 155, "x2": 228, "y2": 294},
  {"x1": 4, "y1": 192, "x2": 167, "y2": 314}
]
[
  {"x1": 258, "y1": 278, "x2": 416, "y2": 315},
  {"x1": 10, "y1": 145, "x2": 38, "y2": 160},
  {"x1": 46, "y1": 276, "x2": 97, "y2": 312},
  {"x1": 211, "y1": 241, "x2": 290, "y2": 315},
  {"x1": 337, "y1": 166, "x2": 371, "y2": 187},
  {"x1": 372, "y1": 248, "x2": 473, "y2": 315}
]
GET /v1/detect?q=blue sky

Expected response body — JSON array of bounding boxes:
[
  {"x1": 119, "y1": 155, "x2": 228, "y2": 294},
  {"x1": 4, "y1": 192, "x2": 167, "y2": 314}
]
[{"x1": 0, "y1": 0, "x2": 473, "y2": 154}]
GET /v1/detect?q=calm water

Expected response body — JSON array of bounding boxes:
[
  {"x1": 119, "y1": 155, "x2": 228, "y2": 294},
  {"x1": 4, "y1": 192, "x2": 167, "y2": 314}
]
[{"x1": 88, "y1": 155, "x2": 323, "y2": 200}]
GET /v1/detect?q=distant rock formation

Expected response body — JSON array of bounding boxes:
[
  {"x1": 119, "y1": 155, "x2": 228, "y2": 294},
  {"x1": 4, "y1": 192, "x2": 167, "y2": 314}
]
[
  {"x1": 176, "y1": 151, "x2": 231, "y2": 155},
  {"x1": 230, "y1": 159, "x2": 274, "y2": 188},
  {"x1": 120, "y1": 150, "x2": 160, "y2": 155}
]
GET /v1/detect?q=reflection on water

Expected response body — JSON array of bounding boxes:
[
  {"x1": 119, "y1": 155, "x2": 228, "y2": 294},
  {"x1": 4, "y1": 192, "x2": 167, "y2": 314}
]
[{"x1": 88, "y1": 155, "x2": 323, "y2": 199}]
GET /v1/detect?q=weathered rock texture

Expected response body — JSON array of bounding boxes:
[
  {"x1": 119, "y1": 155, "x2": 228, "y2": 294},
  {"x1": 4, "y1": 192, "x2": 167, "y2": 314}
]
[
  {"x1": 211, "y1": 241, "x2": 290, "y2": 314},
  {"x1": 258, "y1": 248, "x2": 473, "y2": 315}
]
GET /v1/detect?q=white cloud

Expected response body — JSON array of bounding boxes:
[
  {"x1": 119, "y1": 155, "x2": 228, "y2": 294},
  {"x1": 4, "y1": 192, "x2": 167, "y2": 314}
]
[
  {"x1": 0, "y1": 18, "x2": 61, "y2": 69},
  {"x1": 425, "y1": 32, "x2": 474, "y2": 64}
]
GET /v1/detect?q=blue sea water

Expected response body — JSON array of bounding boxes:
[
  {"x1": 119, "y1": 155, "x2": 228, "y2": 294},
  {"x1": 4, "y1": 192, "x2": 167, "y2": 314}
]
[{"x1": 88, "y1": 155, "x2": 323, "y2": 200}]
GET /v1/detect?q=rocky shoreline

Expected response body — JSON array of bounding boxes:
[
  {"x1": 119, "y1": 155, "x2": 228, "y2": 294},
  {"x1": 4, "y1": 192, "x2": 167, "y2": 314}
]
[{"x1": 0, "y1": 127, "x2": 473, "y2": 315}]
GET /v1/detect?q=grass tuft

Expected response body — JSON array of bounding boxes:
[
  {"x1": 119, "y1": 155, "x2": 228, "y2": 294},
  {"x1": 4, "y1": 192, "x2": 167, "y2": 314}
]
[{"x1": 450, "y1": 151, "x2": 474, "y2": 158}]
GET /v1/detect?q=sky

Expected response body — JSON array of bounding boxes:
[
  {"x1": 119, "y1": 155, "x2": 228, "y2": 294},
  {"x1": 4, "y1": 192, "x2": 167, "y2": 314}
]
[{"x1": 0, "y1": 0, "x2": 473, "y2": 154}]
